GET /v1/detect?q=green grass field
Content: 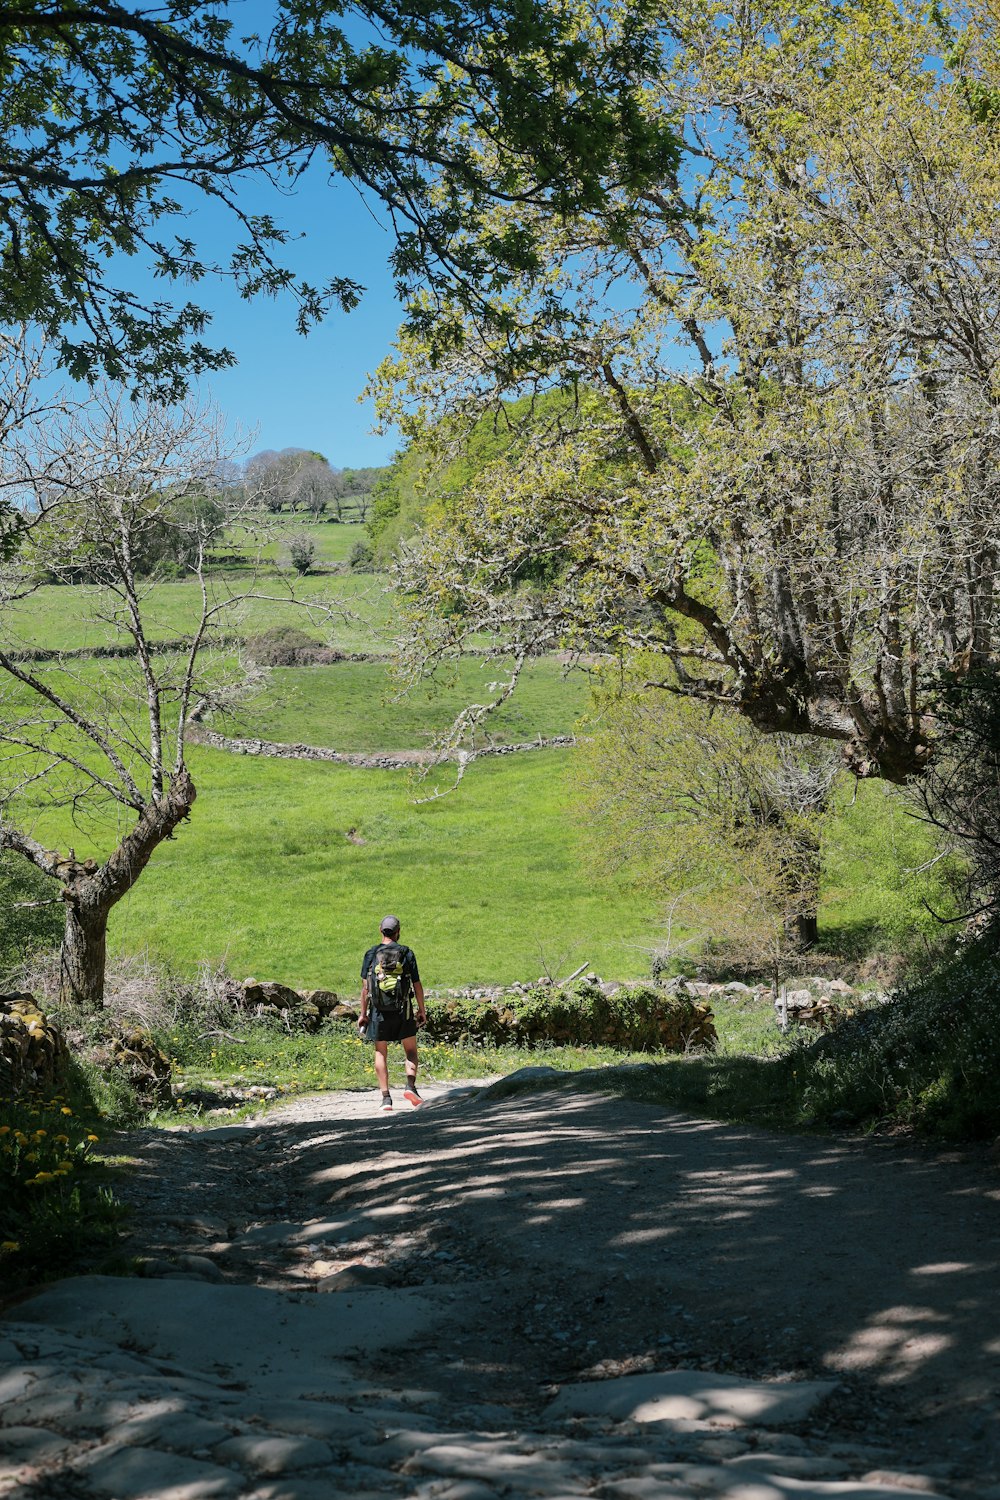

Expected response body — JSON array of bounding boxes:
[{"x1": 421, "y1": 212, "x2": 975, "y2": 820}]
[
  {"x1": 22, "y1": 746, "x2": 656, "y2": 991},
  {"x1": 7, "y1": 572, "x2": 395, "y2": 654},
  {"x1": 3, "y1": 556, "x2": 956, "y2": 999},
  {"x1": 224, "y1": 657, "x2": 590, "y2": 750},
  {"x1": 217, "y1": 519, "x2": 368, "y2": 568}
]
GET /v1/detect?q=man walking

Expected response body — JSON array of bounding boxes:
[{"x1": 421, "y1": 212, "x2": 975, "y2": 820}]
[{"x1": 359, "y1": 915, "x2": 426, "y2": 1112}]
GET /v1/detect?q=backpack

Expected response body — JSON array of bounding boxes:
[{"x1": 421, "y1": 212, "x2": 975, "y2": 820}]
[{"x1": 370, "y1": 943, "x2": 413, "y2": 1015}]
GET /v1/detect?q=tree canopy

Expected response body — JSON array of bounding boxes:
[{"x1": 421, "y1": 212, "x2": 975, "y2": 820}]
[
  {"x1": 0, "y1": 0, "x2": 676, "y2": 395},
  {"x1": 372, "y1": 0, "x2": 1000, "y2": 783}
]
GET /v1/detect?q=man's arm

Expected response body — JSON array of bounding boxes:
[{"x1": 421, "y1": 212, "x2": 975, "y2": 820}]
[
  {"x1": 414, "y1": 980, "x2": 426, "y2": 1024},
  {"x1": 359, "y1": 954, "x2": 371, "y2": 1026}
]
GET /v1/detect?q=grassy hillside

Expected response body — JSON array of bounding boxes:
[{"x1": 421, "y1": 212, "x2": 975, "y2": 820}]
[
  {"x1": 220, "y1": 519, "x2": 368, "y2": 568},
  {"x1": 2, "y1": 548, "x2": 957, "y2": 998},
  {"x1": 6, "y1": 572, "x2": 394, "y2": 654},
  {"x1": 223, "y1": 657, "x2": 589, "y2": 750},
  {"x1": 21, "y1": 746, "x2": 654, "y2": 991}
]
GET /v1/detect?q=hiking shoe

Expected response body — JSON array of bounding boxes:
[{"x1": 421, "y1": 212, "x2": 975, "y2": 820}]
[
  {"x1": 403, "y1": 1085, "x2": 422, "y2": 1107},
  {"x1": 379, "y1": 1093, "x2": 393, "y2": 1112}
]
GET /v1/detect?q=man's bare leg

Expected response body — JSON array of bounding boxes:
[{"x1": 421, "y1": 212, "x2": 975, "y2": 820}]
[
  {"x1": 374, "y1": 1042, "x2": 390, "y2": 1097},
  {"x1": 402, "y1": 1036, "x2": 421, "y2": 1105}
]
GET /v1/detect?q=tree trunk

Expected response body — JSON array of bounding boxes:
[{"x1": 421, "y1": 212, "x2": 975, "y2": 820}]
[
  {"x1": 54, "y1": 766, "x2": 196, "y2": 1009},
  {"x1": 60, "y1": 899, "x2": 109, "y2": 1010},
  {"x1": 789, "y1": 910, "x2": 819, "y2": 950}
]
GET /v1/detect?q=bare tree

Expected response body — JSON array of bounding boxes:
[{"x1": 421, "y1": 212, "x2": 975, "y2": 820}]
[
  {"x1": 0, "y1": 369, "x2": 270, "y2": 1008},
  {"x1": 245, "y1": 448, "x2": 337, "y2": 517}
]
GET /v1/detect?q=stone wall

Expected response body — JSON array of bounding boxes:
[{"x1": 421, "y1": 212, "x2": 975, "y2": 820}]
[
  {"x1": 186, "y1": 727, "x2": 575, "y2": 770},
  {"x1": 0, "y1": 994, "x2": 68, "y2": 1096}
]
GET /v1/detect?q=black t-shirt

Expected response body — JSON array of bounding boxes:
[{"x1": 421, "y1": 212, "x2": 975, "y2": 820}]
[{"x1": 361, "y1": 942, "x2": 420, "y2": 988}]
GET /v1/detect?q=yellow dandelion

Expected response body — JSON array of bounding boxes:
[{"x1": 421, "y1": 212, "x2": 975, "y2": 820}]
[
  {"x1": 60, "y1": 1107, "x2": 73, "y2": 1116},
  {"x1": 0, "y1": 1241, "x2": 20, "y2": 1253},
  {"x1": 55, "y1": 1133, "x2": 69, "y2": 1144},
  {"x1": 0, "y1": 1126, "x2": 9, "y2": 1136},
  {"x1": 31, "y1": 1171, "x2": 55, "y2": 1184},
  {"x1": 86, "y1": 1134, "x2": 99, "y2": 1143},
  {"x1": 24, "y1": 1151, "x2": 38, "y2": 1163}
]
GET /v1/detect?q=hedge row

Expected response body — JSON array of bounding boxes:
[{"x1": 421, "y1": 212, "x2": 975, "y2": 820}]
[{"x1": 421, "y1": 981, "x2": 717, "y2": 1052}]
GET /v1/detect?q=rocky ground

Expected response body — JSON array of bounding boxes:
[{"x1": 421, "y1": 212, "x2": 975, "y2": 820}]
[{"x1": 2, "y1": 1072, "x2": 999, "y2": 1499}]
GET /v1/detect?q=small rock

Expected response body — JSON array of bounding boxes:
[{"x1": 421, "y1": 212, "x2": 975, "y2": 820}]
[
  {"x1": 860, "y1": 1472, "x2": 949, "y2": 1494},
  {"x1": 213, "y1": 1434, "x2": 333, "y2": 1474},
  {"x1": 177, "y1": 1254, "x2": 225, "y2": 1282},
  {"x1": 74, "y1": 1444, "x2": 241, "y2": 1498},
  {"x1": 316, "y1": 1265, "x2": 401, "y2": 1292},
  {"x1": 0, "y1": 1425, "x2": 77, "y2": 1466}
]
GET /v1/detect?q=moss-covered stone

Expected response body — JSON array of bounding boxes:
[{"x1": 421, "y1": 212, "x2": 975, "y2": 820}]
[
  {"x1": 108, "y1": 1028, "x2": 173, "y2": 1109},
  {"x1": 422, "y1": 981, "x2": 716, "y2": 1052},
  {"x1": 0, "y1": 993, "x2": 69, "y2": 1096}
]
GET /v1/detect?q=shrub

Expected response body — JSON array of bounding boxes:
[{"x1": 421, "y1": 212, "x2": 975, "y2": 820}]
[
  {"x1": 795, "y1": 937, "x2": 1000, "y2": 1138},
  {"x1": 348, "y1": 538, "x2": 374, "y2": 572},
  {"x1": 422, "y1": 980, "x2": 717, "y2": 1052},
  {"x1": 0, "y1": 1019, "x2": 122, "y2": 1290},
  {"x1": 245, "y1": 625, "x2": 324, "y2": 666},
  {"x1": 288, "y1": 534, "x2": 316, "y2": 575}
]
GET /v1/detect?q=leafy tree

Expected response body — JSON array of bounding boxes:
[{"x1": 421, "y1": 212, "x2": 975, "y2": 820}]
[
  {"x1": 0, "y1": 0, "x2": 676, "y2": 395},
  {"x1": 576, "y1": 676, "x2": 837, "y2": 977},
  {"x1": 371, "y1": 0, "x2": 1000, "y2": 784},
  {"x1": 916, "y1": 668, "x2": 1000, "y2": 926},
  {"x1": 334, "y1": 466, "x2": 384, "y2": 522},
  {"x1": 28, "y1": 488, "x2": 227, "y2": 580},
  {"x1": 369, "y1": 388, "x2": 577, "y2": 562}
]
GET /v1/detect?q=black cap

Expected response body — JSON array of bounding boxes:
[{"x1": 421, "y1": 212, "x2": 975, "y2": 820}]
[{"x1": 380, "y1": 914, "x2": 400, "y2": 934}]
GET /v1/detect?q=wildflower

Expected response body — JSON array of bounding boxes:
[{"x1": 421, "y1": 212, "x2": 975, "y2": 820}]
[
  {"x1": 33, "y1": 1129, "x2": 46, "y2": 1139},
  {"x1": 86, "y1": 1134, "x2": 99, "y2": 1143},
  {"x1": 60, "y1": 1107, "x2": 73, "y2": 1116},
  {"x1": 24, "y1": 1152, "x2": 38, "y2": 1163},
  {"x1": 31, "y1": 1171, "x2": 55, "y2": 1184},
  {"x1": 0, "y1": 1126, "x2": 9, "y2": 1136},
  {"x1": 0, "y1": 1241, "x2": 20, "y2": 1253},
  {"x1": 55, "y1": 1134, "x2": 69, "y2": 1144}
]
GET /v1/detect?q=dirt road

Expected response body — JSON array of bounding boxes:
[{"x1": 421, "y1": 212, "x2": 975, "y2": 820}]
[{"x1": 2, "y1": 1071, "x2": 999, "y2": 1499}]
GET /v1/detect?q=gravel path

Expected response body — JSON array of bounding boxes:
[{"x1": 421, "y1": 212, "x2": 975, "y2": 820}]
[{"x1": 2, "y1": 1072, "x2": 999, "y2": 1499}]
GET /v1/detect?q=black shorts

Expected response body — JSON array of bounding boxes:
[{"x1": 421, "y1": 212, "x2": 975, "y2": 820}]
[{"x1": 371, "y1": 1011, "x2": 417, "y2": 1044}]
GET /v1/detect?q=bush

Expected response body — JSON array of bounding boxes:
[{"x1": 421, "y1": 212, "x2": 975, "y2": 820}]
[
  {"x1": 0, "y1": 1012, "x2": 122, "y2": 1290},
  {"x1": 347, "y1": 538, "x2": 374, "y2": 572},
  {"x1": 794, "y1": 937, "x2": 1000, "y2": 1138},
  {"x1": 288, "y1": 534, "x2": 316, "y2": 575},
  {"x1": 423, "y1": 980, "x2": 717, "y2": 1052},
  {"x1": 245, "y1": 625, "x2": 325, "y2": 666}
]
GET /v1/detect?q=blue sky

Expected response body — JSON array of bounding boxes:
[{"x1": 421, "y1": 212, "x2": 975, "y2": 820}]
[
  {"x1": 185, "y1": 167, "x2": 405, "y2": 470},
  {"x1": 107, "y1": 0, "x2": 414, "y2": 471}
]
